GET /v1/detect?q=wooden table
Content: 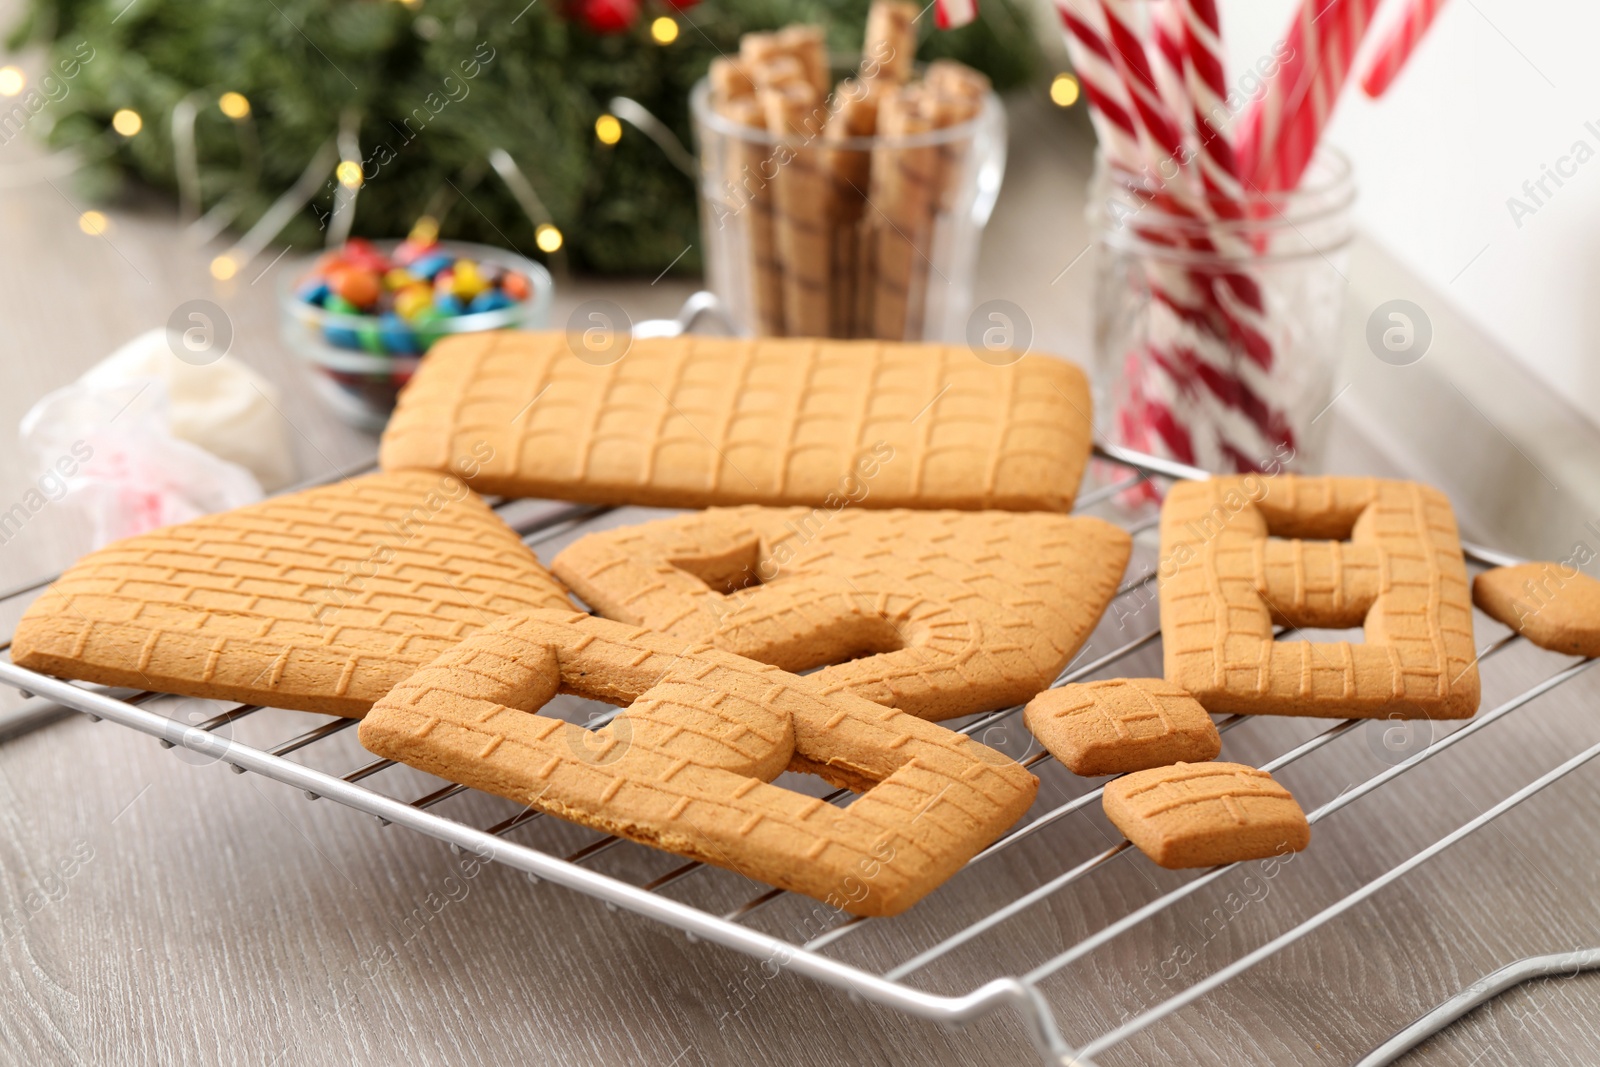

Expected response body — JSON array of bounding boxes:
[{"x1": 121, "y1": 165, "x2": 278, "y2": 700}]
[{"x1": 2, "y1": 75, "x2": 1598, "y2": 1066}]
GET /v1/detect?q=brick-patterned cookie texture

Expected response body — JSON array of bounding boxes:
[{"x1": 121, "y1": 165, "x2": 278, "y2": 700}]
[
  {"x1": 1474, "y1": 562, "x2": 1600, "y2": 658},
  {"x1": 1102, "y1": 761, "x2": 1310, "y2": 869},
  {"x1": 378, "y1": 331, "x2": 1094, "y2": 512},
  {"x1": 550, "y1": 507, "x2": 1131, "y2": 721},
  {"x1": 358, "y1": 610, "x2": 1038, "y2": 916},
  {"x1": 1159, "y1": 476, "x2": 1479, "y2": 719},
  {"x1": 11, "y1": 472, "x2": 573, "y2": 716},
  {"x1": 1023, "y1": 679, "x2": 1221, "y2": 776}
]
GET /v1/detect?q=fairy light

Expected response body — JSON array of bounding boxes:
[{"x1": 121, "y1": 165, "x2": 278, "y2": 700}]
[
  {"x1": 0, "y1": 66, "x2": 24, "y2": 97},
  {"x1": 336, "y1": 160, "x2": 364, "y2": 188},
  {"x1": 535, "y1": 224, "x2": 563, "y2": 253},
  {"x1": 1049, "y1": 73, "x2": 1081, "y2": 108},
  {"x1": 112, "y1": 108, "x2": 143, "y2": 136},
  {"x1": 78, "y1": 211, "x2": 109, "y2": 236},
  {"x1": 650, "y1": 17, "x2": 679, "y2": 44},
  {"x1": 218, "y1": 91, "x2": 251, "y2": 119},
  {"x1": 210, "y1": 254, "x2": 238, "y2": 280},
  {"x1": 594, "y1": 113, "x2": 622, "y2": 145}
]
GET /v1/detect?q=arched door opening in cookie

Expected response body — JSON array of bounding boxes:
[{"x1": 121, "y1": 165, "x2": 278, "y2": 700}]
[
  {"x1": 550, "y1": 507, "x2": 1133, "y2": 721},
  {"x1": 359, "y1": 611, "x2": 1038, "y2": 917},
  {"x1": 1158, "y1": 476, "x2": 1479, "y2": 719}
]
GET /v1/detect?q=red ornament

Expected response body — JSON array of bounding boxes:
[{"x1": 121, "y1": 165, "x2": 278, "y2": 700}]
[{"x1": 576, "y1": 0, "x2": 639, "y2": 33}]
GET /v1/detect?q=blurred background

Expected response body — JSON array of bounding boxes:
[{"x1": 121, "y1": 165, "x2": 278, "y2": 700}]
[{"x1": 0, "y1": 0, "x2": 1593, "y2": 587}]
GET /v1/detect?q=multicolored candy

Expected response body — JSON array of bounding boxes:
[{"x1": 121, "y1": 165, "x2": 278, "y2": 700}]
[{"x1": 292, "y1": 230, "x2": 537, "y2": 357}]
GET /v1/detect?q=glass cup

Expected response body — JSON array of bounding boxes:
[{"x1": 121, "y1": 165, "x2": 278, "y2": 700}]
[
  {"x1": 689, "y1": 71, "x2": 1006, "y2": 341},
  {"x1": 1088, "y1": 149, "x2": 1356, "y2": 475}
]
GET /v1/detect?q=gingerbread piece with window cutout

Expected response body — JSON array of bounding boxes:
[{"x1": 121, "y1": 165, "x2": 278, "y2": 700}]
[{"x1": 1158, "y1": 476, "x2": 1479, "y2": 719}]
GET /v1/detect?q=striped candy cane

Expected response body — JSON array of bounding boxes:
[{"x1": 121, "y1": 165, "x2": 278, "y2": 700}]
[
  {"x1": 1264, "y1": 0, "x2": 1381, "y2": 190},
  {"x1": 1149, "y1": 1, "x2": 1200, "y2": 169},
  {"x1": 1054, "y1": 0, "x2": 1207, "y2": 469},
  {"x1": 1234, "y1": 0, "x2": 1335, "y2": 188},
  {"x1": 1059, "y1": 0, "x2": 1287, "y2": 470},
  {"x1": 933, "y1": 0, "x2": 979, "y2": 30},
  {"x1": 1177, "y1": 0, "x2": 1244, "y2": 206},
  {"x1": 1361, "y1": 0, "x2": 1450, "y2": 97},
  {"x1": 1100, "y1": 0, "x2": 1290, "y2": 447}
]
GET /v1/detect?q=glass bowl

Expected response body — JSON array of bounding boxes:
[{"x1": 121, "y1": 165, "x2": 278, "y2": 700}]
[{"x1": 277, "y1": 240, "x2": 554, "y2": 431}]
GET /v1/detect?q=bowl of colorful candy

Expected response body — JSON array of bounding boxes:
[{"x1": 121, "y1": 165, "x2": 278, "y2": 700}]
[{"x1": 279, "y1": 229, "x2": 553, "y2": 430}]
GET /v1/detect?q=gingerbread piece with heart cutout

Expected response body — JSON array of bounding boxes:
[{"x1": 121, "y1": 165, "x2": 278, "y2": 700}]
[{"x1": 550, "y1": 505, "x2": 1131, "y2": 722}]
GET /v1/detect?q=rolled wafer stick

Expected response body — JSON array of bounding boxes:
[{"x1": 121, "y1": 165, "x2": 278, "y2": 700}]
[
  {"x1": 740, "y1": 32, "x2": 786, "y2": 72},
  {"x1": 753, "y1": 54, "x2": 809, "y2": 91},
  {"x1": 775, "y1": 24, "x2": 831, "y2": 97},
  {"x1": 824, "y1": 81, "x2": 879, "y2": 338},
  {"x1": 709, "y1": 56, "x2": 755, "y2": 99},
  {"x1": 867, "y1": 85, "x2": 940, "y2": 341},
  {"x1": 925, "y1": 58, "x2": 990, "y2": 98},
  {"x1": 862, "y1": 0, "x2": 918, "y2": 85},
  {"x1": 712, "y1": 91, "x2": 785, "y2": 336},
  {"x1": 924, "y1": 60, "x2": 988, "y2": 213},
  {"x1": 762, "y1": 80, "x2": 833, "y2": 337}
]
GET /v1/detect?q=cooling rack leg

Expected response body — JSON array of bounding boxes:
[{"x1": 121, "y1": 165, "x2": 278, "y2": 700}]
[
  {"x1": 1356, "y1": 948, "x2": 1600, "y2": 1067},
  {"x1": 998, "y1": 981, "x2": 1098, "y2": 1067}
]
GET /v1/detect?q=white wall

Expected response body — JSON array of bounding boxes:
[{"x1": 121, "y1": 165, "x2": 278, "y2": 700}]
[{"x1": 1224, "y1": 0, "x2": 1600, "y2": 423}]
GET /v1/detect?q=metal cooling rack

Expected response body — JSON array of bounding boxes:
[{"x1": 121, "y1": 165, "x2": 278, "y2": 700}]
[{"x1": 1, "y1": 444, "x2": 1594, "y2": 1067}]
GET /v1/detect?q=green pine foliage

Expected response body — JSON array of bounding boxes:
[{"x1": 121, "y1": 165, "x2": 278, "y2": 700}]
[{"x1": 9, "y1": 0, "x2": 1040, "y2": 274}]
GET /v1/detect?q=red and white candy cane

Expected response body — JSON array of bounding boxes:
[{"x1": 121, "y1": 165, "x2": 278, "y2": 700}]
[
  {"x1": 1053, "y1": 0, "x2": 1204, "y2": 469},
  {"x1": 1264, "y1": 0, "x2": 1381, "y2": 190},
  {"x1": 1234, "y1": 0, "x2": 1336, "y2": 188},
  {"x1": 1099, "y1": 0, "x2": 1293, "y2": 457},
  {"x1": 1360, "y1": 0, "x2": 1450, "y2": 97},
  {"x1": 1057, "y1": 0, "x2": 1288, "y2": 470},
  {"x1": 1176, "y1": 0, "x2": 1244, "y2": 207},
  {"x1": 933, "y1": 0, "x2": 979, "y2": 30},
  {"x1": 1148, "y1": 1, "x2": 1199, "y2": 169}
]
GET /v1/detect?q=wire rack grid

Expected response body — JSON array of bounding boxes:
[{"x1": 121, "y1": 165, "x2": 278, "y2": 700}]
[{"x1": 0, "y1": 443, "x2": 1593, "y2": 1066}]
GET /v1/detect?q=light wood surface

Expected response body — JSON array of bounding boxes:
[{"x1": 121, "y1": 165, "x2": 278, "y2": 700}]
[{"x1": 1, "y1": 50, "x2": 1597, "y2": 1067}]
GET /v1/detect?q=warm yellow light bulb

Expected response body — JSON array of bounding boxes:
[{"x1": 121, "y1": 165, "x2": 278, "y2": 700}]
[
  {"x1": 535, "y1": 224, "x2": 563, "y2": 254},
  {"x1": 78, "y1": 211, "x2": 109, "y2": 236},
  {"x1": 594, "y1": 114, "x2": 622, "y2": 146},
  {"x1": 210, "y1": 254, "x2": 238, "y2": 280},
  {"x1": 1049, "y1": 73, "x2": 1081, "y2": 108},
  {"x1": 0, "y1": 66, "x2": 24, "y2": 97},
  {"x1": 336, "y1": 160, "x2": 364, "y2": 188},
  {"x1": 218, "y1": 91, "x2": 251, "y2": 120},
  {"x1": 112, "y1": 108, "x2": 143, "y2": 136},
  {"x1": 650, "y1": 16, "x2": 679, "y2": 44}
]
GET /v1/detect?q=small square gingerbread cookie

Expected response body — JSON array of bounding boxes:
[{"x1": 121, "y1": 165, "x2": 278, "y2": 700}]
[
  {"x1": 1023, "y1": 679, "x2": 1220, "y2": 777},
  {"x1": 1102, "y1": 761, "x2": 1310, "y2": 869}
]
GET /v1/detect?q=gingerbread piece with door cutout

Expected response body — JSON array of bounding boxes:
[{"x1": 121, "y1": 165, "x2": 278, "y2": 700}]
[{"x1": 358, "y1": 609, "x2": 1038, "y2": 916}]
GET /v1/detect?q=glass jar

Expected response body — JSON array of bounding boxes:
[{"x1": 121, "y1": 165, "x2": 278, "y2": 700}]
[
  {"x1": 1088, "y1": 149, "x2": 1355, "y2": 475},
  {"x1": 689, "y1": 71, "x2": 1006, "y2": 341}
]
